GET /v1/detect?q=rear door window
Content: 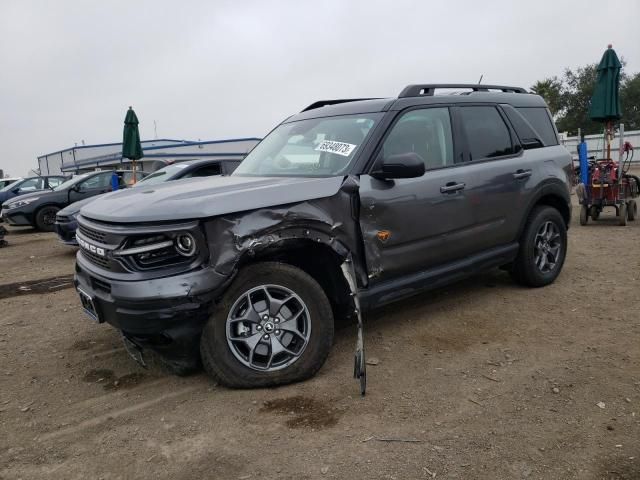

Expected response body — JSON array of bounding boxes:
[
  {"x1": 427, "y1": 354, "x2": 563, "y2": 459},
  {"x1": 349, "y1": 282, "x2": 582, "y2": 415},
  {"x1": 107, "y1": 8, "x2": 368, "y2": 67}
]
[
  {"x1": 459, "y1": 106, "x2": 515, "y2": 160},
  {"x1": 516, "y1": 107, "x2": 559, "y2": 146}
]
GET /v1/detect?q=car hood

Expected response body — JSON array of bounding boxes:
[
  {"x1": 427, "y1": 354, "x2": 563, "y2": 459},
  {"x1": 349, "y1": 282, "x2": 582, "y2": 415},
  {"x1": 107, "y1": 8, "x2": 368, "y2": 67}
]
[
  {"x1": 80, "y1": 175, "x2": 346, "y2": 223},
  {"x1": 1, "y1": 189, "x2": 55, "y2": 207}
]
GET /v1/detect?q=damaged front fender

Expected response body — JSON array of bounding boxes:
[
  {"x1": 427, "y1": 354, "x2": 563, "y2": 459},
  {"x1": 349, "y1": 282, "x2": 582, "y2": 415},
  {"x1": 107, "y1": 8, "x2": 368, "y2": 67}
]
[{"x1": 204, "y1": 175, "x2": 368, "y2": 286}]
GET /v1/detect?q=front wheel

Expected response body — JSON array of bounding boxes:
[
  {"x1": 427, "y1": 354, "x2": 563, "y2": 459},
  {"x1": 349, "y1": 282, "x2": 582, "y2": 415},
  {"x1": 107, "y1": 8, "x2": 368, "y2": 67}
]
[
  {"x1": 510, "y1": 206, "x2": 567, "y2": 288},
  {"x1": 200, "y1": 262, "x2": 334, "y2": 388},
  {"x1": 35, "y1": 206, "x2": 59, "y2": 231}
]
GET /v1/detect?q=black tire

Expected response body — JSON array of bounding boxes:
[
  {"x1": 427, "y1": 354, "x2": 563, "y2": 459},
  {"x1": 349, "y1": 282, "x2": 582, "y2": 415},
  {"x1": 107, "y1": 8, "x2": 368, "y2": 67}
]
[
  {"x1": 619, "y1": 203, "x2": 627, "y2": 226},
  {"x1": 627, "y1": 200, "x2": 637, "y2": 221},
  {"x1": 579, "y1": 205, "x2": 589, "y2": 225},
  {"x1": 590, "y1": 206, "x2": 600, "y2": 221},
  {"x1": 35, "y1": 206, "x2": 59, "y2": 231},
  {"x1": 200, "y1": 262, "x2": 334, "y2": 388},
  {"x1": 510, "y1": 206, "x2": 567, "y2": 288}
]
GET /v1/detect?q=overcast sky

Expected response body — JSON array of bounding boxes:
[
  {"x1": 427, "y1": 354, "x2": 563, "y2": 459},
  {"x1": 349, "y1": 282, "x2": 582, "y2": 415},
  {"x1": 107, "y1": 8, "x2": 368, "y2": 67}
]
[{"x1": 0, "y1": 0, "x2": 638, "y2": 176}]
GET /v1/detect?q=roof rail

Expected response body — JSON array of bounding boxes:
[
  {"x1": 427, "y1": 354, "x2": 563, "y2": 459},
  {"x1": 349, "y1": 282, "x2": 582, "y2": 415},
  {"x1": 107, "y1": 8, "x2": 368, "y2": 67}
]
[
  {"x1": 398, "y1": 84, "x2": 527, "y2": 98},
  {"x1": 301, "y1": 98, "x2": 379, "y2": 112}
]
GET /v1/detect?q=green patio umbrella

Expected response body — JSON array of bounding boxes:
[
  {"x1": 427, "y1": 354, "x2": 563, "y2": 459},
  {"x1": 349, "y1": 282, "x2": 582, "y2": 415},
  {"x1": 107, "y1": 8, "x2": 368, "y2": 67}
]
[
  {"x1": 122, "y1": 106, "x2": 144, "y2": 182},
  {"x1": 589, "y1": 45, "x2": 622, "y2": 159}
]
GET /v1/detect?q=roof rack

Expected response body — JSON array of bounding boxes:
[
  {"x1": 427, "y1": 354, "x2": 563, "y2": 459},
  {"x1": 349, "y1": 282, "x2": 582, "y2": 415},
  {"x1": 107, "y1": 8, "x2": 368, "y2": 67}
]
[
  {"x1": 398, "y1": 84, "x2": 527, "y2": 98},
  {"x1": 301, "y1": 98, "x2": 379, "y2": 112}
]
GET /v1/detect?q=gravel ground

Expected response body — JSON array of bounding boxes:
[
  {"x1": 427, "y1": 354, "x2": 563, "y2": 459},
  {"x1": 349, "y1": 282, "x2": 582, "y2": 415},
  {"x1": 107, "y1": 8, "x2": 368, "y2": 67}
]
[{"x1": 1, "y1": 198, "x2": 639, "y2": 480}]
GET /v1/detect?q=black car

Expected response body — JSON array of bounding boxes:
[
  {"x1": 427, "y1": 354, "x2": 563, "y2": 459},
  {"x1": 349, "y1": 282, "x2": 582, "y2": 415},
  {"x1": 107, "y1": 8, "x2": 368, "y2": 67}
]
[
  {"x1": 55, "y1": 159, "x2": 240, "y2": 245},
  {"x1": 0, "y1": 175, "x2": 67, "y2": 205},
  {"x1": 74, "y1": 84, "x2": 572, "y2": 390},
  {"x1": 1, "y1": 170, "x2": 145, "y2": 231}
]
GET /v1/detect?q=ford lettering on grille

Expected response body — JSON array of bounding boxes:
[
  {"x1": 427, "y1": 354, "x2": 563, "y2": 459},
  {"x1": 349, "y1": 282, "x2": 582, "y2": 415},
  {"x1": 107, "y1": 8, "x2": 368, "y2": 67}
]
[{"x1": 78, "y1": 236, "x2": 106, "y2": 257}]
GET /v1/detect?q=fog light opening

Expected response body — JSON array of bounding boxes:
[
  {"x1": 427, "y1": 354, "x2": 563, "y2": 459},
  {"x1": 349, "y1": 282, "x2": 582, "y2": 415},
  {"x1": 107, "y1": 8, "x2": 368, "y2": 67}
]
[{"x1": 175, "y1": 233, "x2": 197, "y2": 256}]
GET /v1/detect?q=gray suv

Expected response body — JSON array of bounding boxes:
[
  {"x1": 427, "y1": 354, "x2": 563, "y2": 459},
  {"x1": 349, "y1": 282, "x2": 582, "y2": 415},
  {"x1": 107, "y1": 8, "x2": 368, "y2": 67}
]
[{"x1": 74, "y1": 84, "x2": 571, "y2": 390}]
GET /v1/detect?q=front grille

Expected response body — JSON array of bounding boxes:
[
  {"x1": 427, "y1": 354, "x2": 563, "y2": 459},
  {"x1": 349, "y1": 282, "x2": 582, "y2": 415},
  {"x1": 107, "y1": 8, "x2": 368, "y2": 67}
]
[
  {"x1": 81, "y1": 249, "x2": 110, "y2": 270},
  {"x1": 56, "y1": 214, "x2": 71, "y2": 223},
  {"x1": 76, "y1": 216, "x2": 203, "y2": 275},
  {"x1": 79, "y1": 224, "x2": 106, "y2": 243}
]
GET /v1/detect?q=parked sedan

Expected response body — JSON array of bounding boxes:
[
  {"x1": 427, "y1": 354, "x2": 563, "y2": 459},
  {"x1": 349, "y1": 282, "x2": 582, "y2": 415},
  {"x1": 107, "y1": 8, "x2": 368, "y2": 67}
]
[
  {"x1": 0, "y1": 175, "x2": 67, "y2": 205},
  {"x1": 55, "y1": 158, "x2": 239, "y2": 245},
  {"x1": 1, "y1": 170, "x2": 145, "y2": 231}
]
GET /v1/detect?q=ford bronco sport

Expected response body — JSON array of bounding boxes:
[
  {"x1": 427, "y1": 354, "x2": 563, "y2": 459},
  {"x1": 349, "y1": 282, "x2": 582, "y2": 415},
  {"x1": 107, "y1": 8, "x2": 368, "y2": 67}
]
[{"x1": 74, "y1": 84, "x2": 572, "y2": 390}]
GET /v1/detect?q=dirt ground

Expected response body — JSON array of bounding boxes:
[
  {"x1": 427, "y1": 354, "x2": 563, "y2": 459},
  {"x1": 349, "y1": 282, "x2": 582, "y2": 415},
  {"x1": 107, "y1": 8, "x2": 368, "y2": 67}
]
[{"x1": 1, "y1": 198, "x2": 640, "y2": 480}]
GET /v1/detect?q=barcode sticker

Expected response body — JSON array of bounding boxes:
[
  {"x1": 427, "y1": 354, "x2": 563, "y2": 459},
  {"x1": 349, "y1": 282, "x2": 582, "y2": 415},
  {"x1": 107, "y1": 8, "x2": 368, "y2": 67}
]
[{"x1": 315, "y1": 140, "x2": 357, "y2": 157}]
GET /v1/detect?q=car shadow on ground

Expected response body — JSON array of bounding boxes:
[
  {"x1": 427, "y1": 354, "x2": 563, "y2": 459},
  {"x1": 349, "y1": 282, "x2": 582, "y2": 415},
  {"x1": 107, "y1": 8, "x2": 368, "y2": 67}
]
[
  {"x1": 336, "y1": 268, "x2": 516, "y2": 333},
  {"x1": 4, "y1": 226, "x2": 40, "y2": 234}
]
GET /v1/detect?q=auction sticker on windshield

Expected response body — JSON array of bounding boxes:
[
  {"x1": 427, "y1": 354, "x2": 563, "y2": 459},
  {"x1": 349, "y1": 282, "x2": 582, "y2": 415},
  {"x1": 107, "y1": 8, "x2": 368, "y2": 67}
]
[{"x1": 315, "y1": 140, "x2": 357, "y2": 157}]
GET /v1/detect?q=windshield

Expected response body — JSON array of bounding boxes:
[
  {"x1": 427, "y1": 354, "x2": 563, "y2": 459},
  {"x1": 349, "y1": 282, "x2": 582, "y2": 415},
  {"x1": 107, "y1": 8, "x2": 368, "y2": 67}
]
[
  {"x1": 233, "y1": 113, "x2": 382, "y2": 177},
  {"x1": 53, "y1": 173, "x2": 91, "y2": 191},
  {"x1": 135, "y1": 164, "x2": 188, "y2": 186}
]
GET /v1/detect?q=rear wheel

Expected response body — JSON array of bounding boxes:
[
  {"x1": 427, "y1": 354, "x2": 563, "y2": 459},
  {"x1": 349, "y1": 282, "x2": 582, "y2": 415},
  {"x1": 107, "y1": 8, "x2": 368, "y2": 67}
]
[
  {"x1": 627, "y1": 200, "x2": 637, "y2": 221},
  {"x1": 579, "y1": 205, "x2": 589, "y2": 225},
  {"x1": 200, "y1": 262, "x2": 334, "y2": 388},
  {"x1": 510, "y1": 206, "x2": 567, "y2": 287},
  {"x1": 619, "y1": 203, "x2": 628, "y2": 226},
  {"x1": 35, "y1": 206, "x2": 59, "y2": 231}
]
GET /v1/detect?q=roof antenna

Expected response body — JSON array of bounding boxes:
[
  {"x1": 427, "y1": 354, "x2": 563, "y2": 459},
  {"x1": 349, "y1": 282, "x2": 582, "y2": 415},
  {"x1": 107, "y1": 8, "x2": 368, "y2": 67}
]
[
  {"x1": 153, "y1": 120, "x2": 158, "y2": 139},
  {"x1": 478, "y1": 74, "x2": 484, "y2": 84}
]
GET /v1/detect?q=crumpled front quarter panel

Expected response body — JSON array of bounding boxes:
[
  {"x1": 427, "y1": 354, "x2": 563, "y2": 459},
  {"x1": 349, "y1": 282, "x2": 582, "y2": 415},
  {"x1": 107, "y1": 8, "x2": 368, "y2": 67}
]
[{"x1": 204, "y1": 176, "x2": 367, "y2": 284}]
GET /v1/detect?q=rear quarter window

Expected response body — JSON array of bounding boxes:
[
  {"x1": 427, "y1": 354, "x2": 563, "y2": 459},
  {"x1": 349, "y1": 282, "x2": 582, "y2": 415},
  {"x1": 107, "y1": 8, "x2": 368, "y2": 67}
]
[{"x1": 516, "y1": 107, "x2": 559, "y2": 146}]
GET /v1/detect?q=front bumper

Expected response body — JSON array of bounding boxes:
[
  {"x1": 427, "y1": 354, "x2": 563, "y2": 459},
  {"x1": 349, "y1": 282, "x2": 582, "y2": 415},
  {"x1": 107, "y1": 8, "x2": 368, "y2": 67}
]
[
  {"x1": 74, "y1": 252, "x2": 227, "y2": 334},
  {"x1": 1, "y1": 208, "x2": 32, "y2": 226},
  {"x1": 55, "y1": 219, "x2": 78, "y2": 245},
  {"x1": 74, "y1": 252, "x2": 230, "y2": 367}
]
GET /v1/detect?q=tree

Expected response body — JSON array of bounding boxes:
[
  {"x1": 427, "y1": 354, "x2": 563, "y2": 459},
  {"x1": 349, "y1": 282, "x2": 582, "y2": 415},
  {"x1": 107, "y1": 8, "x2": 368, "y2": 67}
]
[
  {"x1": 620, "y1": 72, "x2": 640, "y2": 131},
  {"x1": 531, "y1": 77, "x2": 563, "y2": 116},
  {"x1": 531, "y1": 61, "x2": 637, "y2": 136},
  {"x1": 556, "y1": 64, "x2": 599, "y2": 135}
]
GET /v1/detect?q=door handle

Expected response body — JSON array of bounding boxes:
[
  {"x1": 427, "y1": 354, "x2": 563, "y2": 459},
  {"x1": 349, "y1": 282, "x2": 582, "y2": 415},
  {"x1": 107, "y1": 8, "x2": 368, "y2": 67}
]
[
  {"x1": 440, "y1": 182, "x2": 466, "y2": 194},
  {"x1": 513, "y1": 169, "x2": 532, "y2": 180}
]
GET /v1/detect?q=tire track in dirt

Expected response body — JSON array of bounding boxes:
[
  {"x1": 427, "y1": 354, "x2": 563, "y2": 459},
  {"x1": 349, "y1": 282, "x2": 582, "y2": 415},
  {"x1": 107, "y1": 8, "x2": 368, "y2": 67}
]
[
  {"x1": 38, "y1": 385, "x2": 202, "y2": 442},
  {"x1": 0, "y1": 275, "x2": 74, "y2": 300}
]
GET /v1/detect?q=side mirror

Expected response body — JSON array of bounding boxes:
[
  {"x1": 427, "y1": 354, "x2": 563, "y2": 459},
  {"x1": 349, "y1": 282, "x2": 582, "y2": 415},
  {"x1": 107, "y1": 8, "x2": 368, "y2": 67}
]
[
  {"x1": 371, "y1": 152, "x2": 426, "y2": 180},
  {"x1": 12, "y1": 188, "x2": 21, "y2": 194}
]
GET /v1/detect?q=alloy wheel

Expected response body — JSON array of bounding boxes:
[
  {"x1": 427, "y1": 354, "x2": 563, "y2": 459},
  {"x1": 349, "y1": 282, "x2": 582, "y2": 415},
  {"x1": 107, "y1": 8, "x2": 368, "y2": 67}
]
[
  {"x1": 533, "y1": 221, "x2": 562, "y2": 273},
  {"x1": 226, "y1": 284, "x2": 311, "y2": 371}
]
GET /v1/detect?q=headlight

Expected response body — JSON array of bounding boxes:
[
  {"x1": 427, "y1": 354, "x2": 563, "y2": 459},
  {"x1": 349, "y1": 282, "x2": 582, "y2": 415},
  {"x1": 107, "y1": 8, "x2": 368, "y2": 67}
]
[
  {"x1": 6, "y1": 197, "x2": 39, "y2": 209},
  {"x1": 113, "y1": 229, "x2": 204, "y2": 271}
]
